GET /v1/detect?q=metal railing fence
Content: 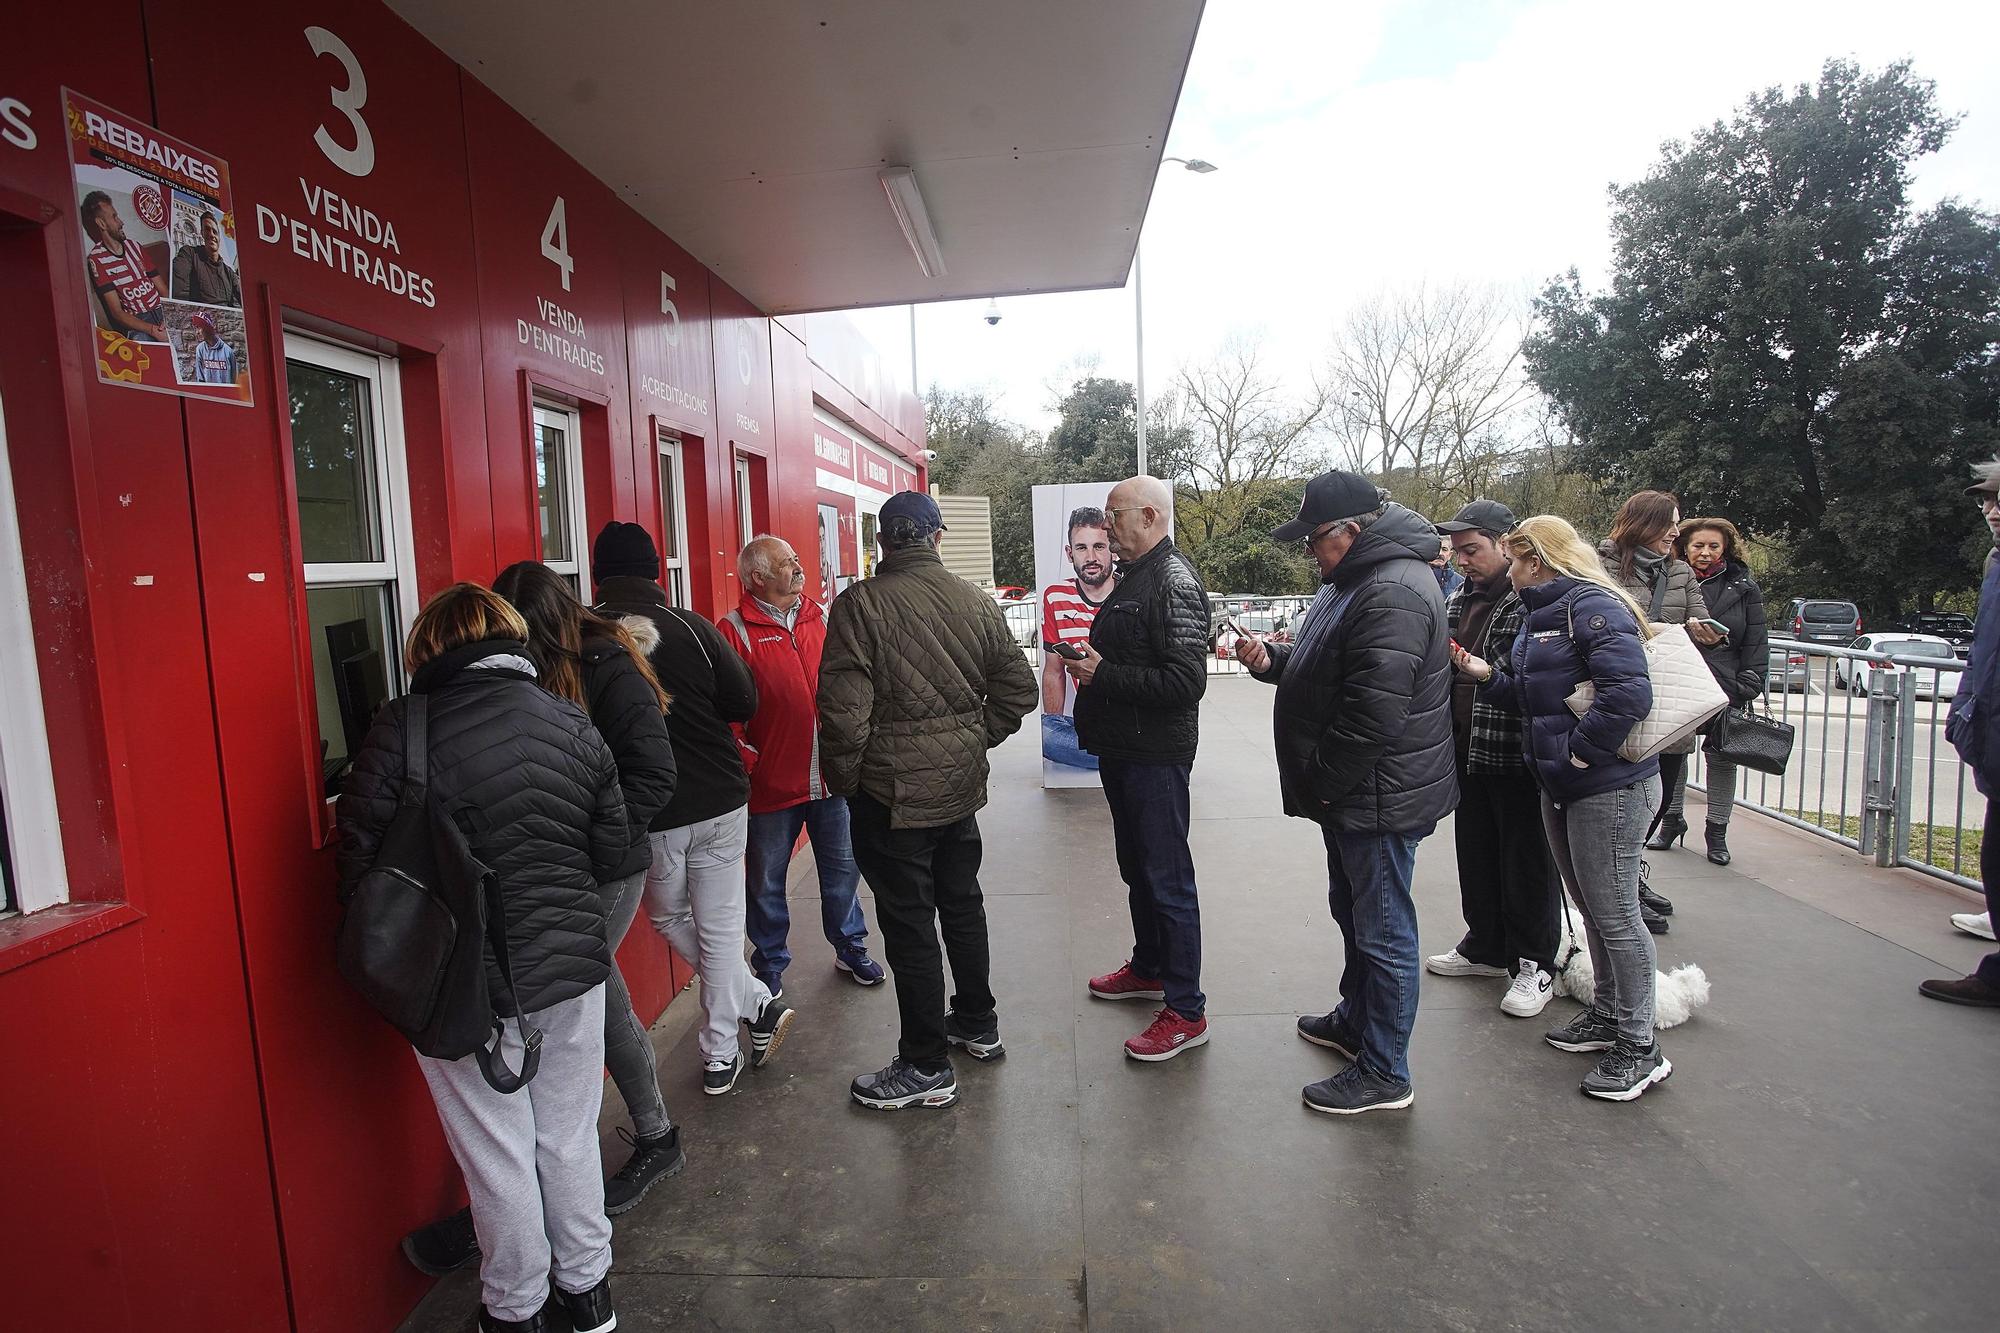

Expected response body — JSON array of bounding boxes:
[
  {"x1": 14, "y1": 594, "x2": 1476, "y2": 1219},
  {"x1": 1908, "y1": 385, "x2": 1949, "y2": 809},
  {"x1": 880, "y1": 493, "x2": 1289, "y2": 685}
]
[{"x1": 1689, "y1": 637, "x2": 1979, "y2": 890}]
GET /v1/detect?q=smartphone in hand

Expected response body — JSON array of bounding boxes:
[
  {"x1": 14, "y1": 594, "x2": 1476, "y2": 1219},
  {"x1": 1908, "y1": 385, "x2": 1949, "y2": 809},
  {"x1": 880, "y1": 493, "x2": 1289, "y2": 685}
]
[
  {"x1": 1693, "y1": 618, "x2": 1731, "y2": 642},
  {"x1": 1044, "y1": 640, "x2": 1086, "y2": 661}
]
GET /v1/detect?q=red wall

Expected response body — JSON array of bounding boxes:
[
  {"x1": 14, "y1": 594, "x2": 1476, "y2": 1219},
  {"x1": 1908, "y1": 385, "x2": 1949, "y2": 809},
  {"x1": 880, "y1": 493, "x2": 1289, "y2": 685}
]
[{"x1": 0, "y1": 2, "x2": 923, "y2": 1330}]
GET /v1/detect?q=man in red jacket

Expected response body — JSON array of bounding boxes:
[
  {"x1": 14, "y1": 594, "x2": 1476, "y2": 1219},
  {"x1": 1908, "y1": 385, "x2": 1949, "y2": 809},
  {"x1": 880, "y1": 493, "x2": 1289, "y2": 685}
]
[{"x1": 720, "y1": 536, "x2": 885, "y2": 995}]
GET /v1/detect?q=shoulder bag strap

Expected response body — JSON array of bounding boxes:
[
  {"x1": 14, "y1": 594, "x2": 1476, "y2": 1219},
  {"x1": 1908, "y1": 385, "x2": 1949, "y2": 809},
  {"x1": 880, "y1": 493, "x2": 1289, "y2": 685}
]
[
  {"x1": 474, "y1": 871, "x2": 543, "y2": 1095},
  {"x1": 402, "y1": 694, "x2": 428, "y2": 806}
]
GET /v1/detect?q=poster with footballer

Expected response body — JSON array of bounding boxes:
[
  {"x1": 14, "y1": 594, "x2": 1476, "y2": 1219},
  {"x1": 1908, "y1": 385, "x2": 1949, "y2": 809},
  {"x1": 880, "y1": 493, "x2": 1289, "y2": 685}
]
[{"x1": 65, "y1": 89, "x2": 253, "y2": 405}]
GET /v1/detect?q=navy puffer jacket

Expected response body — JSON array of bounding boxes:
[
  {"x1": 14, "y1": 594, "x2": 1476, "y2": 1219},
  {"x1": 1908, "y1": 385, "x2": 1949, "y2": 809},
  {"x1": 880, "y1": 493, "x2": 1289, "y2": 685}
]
[
  {"x1": 337, "y1": 640, "x2": 628, "y2": 1016},
  {"x1": 1478, "y1": 577, "x2": 1658, "y2": 802}
]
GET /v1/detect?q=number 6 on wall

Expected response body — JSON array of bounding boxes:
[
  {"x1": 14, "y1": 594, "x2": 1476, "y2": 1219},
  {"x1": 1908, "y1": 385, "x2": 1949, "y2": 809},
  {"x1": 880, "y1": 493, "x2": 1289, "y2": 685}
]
[{"x1": 304, "y1": 26, "x2": 375, "y2": 178}]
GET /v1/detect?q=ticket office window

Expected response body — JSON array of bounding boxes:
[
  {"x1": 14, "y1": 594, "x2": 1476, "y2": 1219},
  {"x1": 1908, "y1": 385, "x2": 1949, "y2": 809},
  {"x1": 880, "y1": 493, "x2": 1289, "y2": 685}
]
[
  {"x1": 657, "y1": 430, "x2": 692, "y2": 608},
  {"x1": 533, "y1": 403, "x2": 589, "y2": 596},
  {"x1": 0, "y1": 384, "x2": 69, "y2": 916},
  {"x1": 734, "y1": 452, "x2": 763, "y2": 549},
  {"x1": 285, "y1": 333, "x2": 418, "y2": 801}
]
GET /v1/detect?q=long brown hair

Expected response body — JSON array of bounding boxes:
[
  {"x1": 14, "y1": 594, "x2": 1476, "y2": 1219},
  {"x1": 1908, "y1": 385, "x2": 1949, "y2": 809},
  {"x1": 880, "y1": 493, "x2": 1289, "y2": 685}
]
[
  {"x1": 404, "y1": 582, "x2": 529, "y2": 674},
  {"x1": 492, "y1": 561, "x2": 669, "y2": 712},
  {"x1": 1675, "y1": 516, "x2": 1744, "y2": 567},
  {"x1": 1605, "y1": 489, "x2": 1680, "y2": 581}
]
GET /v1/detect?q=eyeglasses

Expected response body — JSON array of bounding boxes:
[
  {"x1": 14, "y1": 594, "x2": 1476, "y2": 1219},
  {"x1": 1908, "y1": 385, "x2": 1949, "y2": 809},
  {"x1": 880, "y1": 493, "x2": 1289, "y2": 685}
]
[
  {"x1": 1977, "y1": 495, "x2": 2000, "y2": 511},
  {"x1": 1103, "y1": 506, "x2": 1145, "y2": 521},
  {"x1": 1301, "y1": 520, "x2": 1348, "y2": 550}
]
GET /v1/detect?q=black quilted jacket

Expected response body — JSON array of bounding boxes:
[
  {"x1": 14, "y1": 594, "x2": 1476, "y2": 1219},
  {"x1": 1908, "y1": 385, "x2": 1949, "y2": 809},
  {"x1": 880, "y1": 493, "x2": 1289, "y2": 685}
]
[
  {"x1": 818, "y1": 545, "x2": 1038, "y2": 829},
  {"x1": 1251, "y1": 504, "x2": 1459, "y2": 832},
  {"x1": 1073, "y1": 535, "x2": 1208, "y2": 765},
  {"x1": 336, "y1": 640, "x2": 628, "y2": 1016},
  {"x1": 580, "y1": 637, "x2": 677, "y2": 880},
  {"x1": 1693, "y1": 561, "x2": 1770, "y2": 704}
]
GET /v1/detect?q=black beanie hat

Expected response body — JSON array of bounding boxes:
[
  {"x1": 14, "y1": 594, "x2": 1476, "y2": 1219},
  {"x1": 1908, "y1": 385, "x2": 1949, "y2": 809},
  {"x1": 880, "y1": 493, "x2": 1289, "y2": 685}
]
[{"x1": 592, "y1": 520, "x2": 660, "y2": 581}]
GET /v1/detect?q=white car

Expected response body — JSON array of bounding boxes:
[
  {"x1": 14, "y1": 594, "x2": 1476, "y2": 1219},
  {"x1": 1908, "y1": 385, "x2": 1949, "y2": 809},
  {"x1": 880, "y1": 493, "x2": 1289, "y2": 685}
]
[{"x1": 1834, "y1": 633, "x2": 1964, "y2": 699}]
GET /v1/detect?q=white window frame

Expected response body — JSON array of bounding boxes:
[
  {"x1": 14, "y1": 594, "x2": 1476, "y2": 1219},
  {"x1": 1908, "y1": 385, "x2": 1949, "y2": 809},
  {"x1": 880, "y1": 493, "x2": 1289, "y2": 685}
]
[
  {"x1": 285, "y1": 331, "x2": 420, "y2": 800},
  {"x1": 735, "y1": 452, "x2": 756, "y2": 549},
  {"x1": 0, "y1": 381, "x2": 70, "y2": 915},
  {"x1": 656, "y1": 429, "x2": 692, "y2": 608},
  {"x1": 533, "y1": 401, "x2": 590, "y2": 597}
]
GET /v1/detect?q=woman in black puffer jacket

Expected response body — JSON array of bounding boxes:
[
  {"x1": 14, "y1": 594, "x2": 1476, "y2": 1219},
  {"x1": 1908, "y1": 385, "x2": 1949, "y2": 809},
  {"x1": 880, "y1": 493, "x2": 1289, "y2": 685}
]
[
  {"x1": 1668, "y1": 518, "x2": 1768, "y2": 866},
  {"x1": 337, "y1": 582, "x2": 627, "y2": 1332}
]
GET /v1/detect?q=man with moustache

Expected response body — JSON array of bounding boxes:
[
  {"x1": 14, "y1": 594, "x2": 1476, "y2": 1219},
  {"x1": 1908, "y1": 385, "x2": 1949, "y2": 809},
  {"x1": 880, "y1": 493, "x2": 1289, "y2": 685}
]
[
  {"x1": 1068, "y1": 475, "x2": 1213, "y2": 1062},
  {"x1": 1040, "y1": 505, "x2": 1117, "y2": 770},
  {"x1": 720, "y1": 535, "x2": 885, "y2": 998}
]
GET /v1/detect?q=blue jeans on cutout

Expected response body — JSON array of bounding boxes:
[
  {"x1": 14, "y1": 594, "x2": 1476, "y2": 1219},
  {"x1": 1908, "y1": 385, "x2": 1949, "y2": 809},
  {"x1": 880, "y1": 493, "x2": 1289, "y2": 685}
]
[
  {"x1": 1323, "y1": 822, "x2": 1432, "y2": 1084},
  {"x1": 1100, "y1": 757, "x2": 1204, "y2": 1019},
  {"x1": 1042, "y1": 712, "x2": 1099, "y2": 770},
  {"x1": 744, "y1": 795, "x2": 868, "y2": 987}
]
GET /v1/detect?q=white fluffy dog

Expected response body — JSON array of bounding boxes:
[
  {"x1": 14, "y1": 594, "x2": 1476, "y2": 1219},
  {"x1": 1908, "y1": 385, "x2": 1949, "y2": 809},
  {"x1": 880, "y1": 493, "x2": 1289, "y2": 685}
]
[{"x1": 1552, "y1": 870, "x2": 1711, "y2": 1029}]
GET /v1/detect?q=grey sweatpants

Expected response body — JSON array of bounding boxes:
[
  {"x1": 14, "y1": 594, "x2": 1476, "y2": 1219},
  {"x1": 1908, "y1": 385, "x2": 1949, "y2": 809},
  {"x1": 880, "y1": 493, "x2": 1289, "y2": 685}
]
[
  {"x1": 602, "y1": 869, "x2": 672, "y2": 1138},
  {"x1": 417, "y1": 986, "x2": 612, "y2": 1322},
  {"x1": 646, "y1": 807, "x2": 772, "y2": 1065},
  {"x1": 1542, "y1": 776, "x2": 1661, "y2": 1044}
]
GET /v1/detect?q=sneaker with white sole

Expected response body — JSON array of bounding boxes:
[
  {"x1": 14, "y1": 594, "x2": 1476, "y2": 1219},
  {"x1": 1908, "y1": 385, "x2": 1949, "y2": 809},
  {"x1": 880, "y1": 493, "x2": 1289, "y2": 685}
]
[
  {"x1": 747, "y1": 995, "x2": 796, "y2": 1070},
  {"x1": 850, "y1": 1057, "x2": 958, "y2": 1110},
  {"x1": 702, "y1": 1052, "x2": 745, "y2": 1096},
  {"x1": 1500, "y1": 961, "x2": 1554, "y2": 1018},
  {"x1": 1581, "y1": 1039, "x2": 1672, "y2": 1101},
  {"x1": 1950, "y1": 911, "x2": 1996, "y2": 942},
  {"x1": 1425, "y1": 948, "x2": 1508, "y2": 978}
]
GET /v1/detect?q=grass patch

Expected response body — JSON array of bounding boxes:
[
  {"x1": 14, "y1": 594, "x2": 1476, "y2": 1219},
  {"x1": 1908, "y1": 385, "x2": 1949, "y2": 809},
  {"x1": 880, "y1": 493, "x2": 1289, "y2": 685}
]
[{"x1": 1773, "y1": 808, "x2": 1982, "y2": 871}]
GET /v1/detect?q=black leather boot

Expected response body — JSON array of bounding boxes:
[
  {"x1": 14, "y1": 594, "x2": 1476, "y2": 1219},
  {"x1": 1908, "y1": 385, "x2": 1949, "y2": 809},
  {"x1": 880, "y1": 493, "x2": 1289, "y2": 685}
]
[
  {"x1": 1641, "y1": 902, "x2": 1670, "y2": 934},
  {"x1": 1706, "y1": 821, "x2": 1731, "y2": 866},
  {"x1": 1638, "y1": 883, "x2": 1674, "y2": 917},
  {"x1": 1645, "y1": 813, "x2": 1689, "y2": 851}
]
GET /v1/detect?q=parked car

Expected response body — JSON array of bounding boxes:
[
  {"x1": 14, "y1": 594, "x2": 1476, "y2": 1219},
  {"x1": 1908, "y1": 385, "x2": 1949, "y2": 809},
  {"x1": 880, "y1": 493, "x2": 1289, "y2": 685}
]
[
  {"x1": 1834, "y1": 633, "x2": 1963, "y2": 699},
  {"x1": 1001, "y1": 599, "x2": 1038, "y2": 648},
  {"x1": 1785, "y1": 598, "x2": 1864, "y2": 645},
  {"x1": 992, "y1": 585, "x2": 1032, "y2": 602},
  {"x1": 1893, "y1": 612, "x2": 1974, "y2": 657},
  {"x1": 1769, "y1": 645, "x2": 1811, "y2": 693}
]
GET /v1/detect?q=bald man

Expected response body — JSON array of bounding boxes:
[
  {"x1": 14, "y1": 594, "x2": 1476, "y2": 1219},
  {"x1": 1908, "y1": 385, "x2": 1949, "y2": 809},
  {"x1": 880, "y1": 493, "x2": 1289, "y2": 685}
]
[{"x1": 1068, "y1": 475, "x2": 1213, "y2": 1061}]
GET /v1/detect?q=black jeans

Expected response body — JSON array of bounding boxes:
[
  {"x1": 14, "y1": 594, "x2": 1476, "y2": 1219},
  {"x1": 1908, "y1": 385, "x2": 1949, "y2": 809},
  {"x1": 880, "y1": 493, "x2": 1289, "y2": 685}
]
[
  {"x1": 1980, "y1": 799, "x2": 2000, "y2": 986},
  {"x1": 846, "y1": 792, "x2": 995, "y2": 1069},
  {"x1": 1452, "y1": 764, "x2": 1560, "y2": 972},
  {"x1": 1100, "y1": 757, "x2": 1205, "y2": 1019}
]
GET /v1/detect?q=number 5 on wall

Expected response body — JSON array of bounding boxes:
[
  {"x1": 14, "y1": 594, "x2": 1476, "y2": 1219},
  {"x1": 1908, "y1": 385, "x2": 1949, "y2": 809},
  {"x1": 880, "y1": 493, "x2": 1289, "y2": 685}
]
[{"x1": 305, "y1": 26, "x2": 375, "y2": 178}]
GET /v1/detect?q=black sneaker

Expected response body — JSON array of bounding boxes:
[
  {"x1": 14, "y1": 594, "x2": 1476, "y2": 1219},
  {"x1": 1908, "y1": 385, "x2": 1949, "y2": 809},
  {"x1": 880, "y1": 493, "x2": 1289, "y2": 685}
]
[
  {"x1": 1637, "y1": 884, "x2": 1674, "y2": 917},
  {"x1": 1581, "y1": 1039, "x2": 1672, "y2": 1102},
  {"x1": 1302, "y1": 1063, "x2": 1414, "y2": 1116},
  {"x1": 850, "y1": 1057, "x2": 959, "y2": 1110},
  {"x1": 944, "y1": 1009, "x2": 1005, "y2": 1061},
  {"x1": 703, "y1": 1051, "x2": 745, "y2": 1096},
  {"x1": 1641, "y1": 902, "x2": 1670, "y2": 934},
  {"x1": 401, "y1": 1206, "x2": 478, "y2": 1277},
  {"x1": 748, "y1": 995, "x2": 797, "y2": 1070},
  {"x1": 555, "y1": 1276, "x2": 617, "y2": 1333},
  {"x1": 604, "y1": 1125, "x2": 685, "y2": 1216},
  {"x1": 1544, "y1": 1006, "x2": 1619, "y2": 1052},
  {"x1": 478, "y1": 1300, "x2": 552, "y2": 1333},
  {"x1": 1296, "y1": 1011, "x2": 1360, "y2": 1060}
]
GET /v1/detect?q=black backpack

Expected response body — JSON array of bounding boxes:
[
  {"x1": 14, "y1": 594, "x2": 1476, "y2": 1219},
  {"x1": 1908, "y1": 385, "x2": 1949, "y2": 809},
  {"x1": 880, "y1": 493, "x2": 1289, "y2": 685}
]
[{"x1": 335, "y1": 694, "x2": 541, "y2": 1093}]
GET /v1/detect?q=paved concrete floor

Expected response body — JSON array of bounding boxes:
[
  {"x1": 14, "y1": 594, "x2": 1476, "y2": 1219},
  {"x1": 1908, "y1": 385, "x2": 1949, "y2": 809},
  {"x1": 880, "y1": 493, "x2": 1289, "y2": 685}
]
[{"x1": 404, "y1": 678, "x2": 1997, "y2": 1332}]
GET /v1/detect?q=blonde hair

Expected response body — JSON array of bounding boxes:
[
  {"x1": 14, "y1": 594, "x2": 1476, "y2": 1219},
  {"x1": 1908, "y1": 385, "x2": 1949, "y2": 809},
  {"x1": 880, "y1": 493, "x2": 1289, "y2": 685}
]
[
  {"x1": 1504, "y1": 516, "x2": 1654, "y2": 640},
  {"x1": 404, "y1": 582, "x2": 530, "y2": 674}
]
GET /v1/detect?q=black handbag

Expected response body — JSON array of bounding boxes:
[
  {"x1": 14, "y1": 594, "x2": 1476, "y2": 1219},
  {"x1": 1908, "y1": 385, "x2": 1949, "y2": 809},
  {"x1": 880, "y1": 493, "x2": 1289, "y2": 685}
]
[
  {"x1": 1702, "y1": 700, "x2": 1795, "y2": 776},
  {"x1": 335, "y1": 694, "x2": 541, "y2": 1093}
]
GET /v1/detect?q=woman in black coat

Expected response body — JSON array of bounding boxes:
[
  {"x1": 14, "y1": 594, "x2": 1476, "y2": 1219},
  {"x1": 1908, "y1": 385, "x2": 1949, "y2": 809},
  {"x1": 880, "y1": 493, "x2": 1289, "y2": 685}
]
[
  {"x1": 1669, "y1": 518, "x2": 1769, "y2": 865},
  {"x1": 337, "y1": 582, "x2": 628, "y2": 1332}
]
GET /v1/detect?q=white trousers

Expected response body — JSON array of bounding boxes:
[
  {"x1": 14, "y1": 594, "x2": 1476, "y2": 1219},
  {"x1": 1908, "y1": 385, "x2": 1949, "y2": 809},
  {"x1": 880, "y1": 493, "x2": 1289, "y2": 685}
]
[{"x1": 645, "y1": 805, "x2": 772, "y2": 1063}]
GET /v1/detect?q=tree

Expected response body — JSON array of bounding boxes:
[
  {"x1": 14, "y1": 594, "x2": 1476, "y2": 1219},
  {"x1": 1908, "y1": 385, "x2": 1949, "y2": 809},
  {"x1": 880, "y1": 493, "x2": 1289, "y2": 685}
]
[
  {"x1": 1324, "y1": 281, "x2": 1536, "y2": 520},
  {"x1": 1045, "y1": 376, "x2": 1139, "y2": 480},
  {"x1": 1158, "y1": 337, "x2": 1329, "y2": 546},
  {"x1": 924, "y1": 385, "x2": 1046, "y2": 585},
  {"x1": 1526, "y1": 60, "x2": 2000, "y2": 617}
]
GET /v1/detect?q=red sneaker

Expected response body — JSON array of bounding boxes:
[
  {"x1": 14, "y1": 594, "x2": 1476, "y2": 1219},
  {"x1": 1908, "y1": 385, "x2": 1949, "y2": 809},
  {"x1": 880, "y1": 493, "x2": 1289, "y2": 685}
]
[
  {"x1": 1089, "y1": 962, "x2": 1166, "y2": 1002},
  {"x1": 1124, "y1": 1008, "x2": 1209, "y2": 1062}
]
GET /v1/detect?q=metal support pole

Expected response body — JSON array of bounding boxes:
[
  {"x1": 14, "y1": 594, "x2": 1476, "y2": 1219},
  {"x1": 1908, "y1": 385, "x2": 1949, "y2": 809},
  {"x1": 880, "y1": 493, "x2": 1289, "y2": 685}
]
[
  {"x1": 1861, "y1": 667, "x2": 1894, "y2": 863},
  {"x1": 1134, "y1": 247, "x2": 1147, "y2": 477},
  {"x1": 1892, "y1": 669, "x2": 1918, "y2": 868}
]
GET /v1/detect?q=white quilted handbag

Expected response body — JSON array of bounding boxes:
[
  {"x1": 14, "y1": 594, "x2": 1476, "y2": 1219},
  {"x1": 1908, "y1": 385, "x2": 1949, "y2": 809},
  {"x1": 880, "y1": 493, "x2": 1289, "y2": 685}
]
[{"x1": 1562, "y1": 598, "x2": 1729, "y2": 763}]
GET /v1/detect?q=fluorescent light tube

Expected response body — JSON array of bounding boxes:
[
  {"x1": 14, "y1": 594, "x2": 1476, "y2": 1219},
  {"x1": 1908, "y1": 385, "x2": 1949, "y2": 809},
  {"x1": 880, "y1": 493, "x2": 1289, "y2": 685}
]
[{"x1": 879, "y1": 166, "x2": 946, "y2": 279}]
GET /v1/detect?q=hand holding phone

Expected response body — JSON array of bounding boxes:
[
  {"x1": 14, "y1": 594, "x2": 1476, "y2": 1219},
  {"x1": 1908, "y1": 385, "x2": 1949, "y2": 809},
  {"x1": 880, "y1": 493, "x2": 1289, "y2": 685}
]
[
  {"x1": 1044, "y1": 640, "x2": 1086, "y2": 661},
  {"x1": 1693, "y1": 617, "x2": 1730, "y2": 643}
]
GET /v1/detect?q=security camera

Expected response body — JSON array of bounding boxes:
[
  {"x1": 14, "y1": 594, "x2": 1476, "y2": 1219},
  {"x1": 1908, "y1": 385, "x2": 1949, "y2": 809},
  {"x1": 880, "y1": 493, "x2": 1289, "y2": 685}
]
[
  {"x1": 923, "y1": 448, "x2": 939, "y2": 461},
  {"x1": 982, "y1": 298, "x2": 1002, "y2": 326}
]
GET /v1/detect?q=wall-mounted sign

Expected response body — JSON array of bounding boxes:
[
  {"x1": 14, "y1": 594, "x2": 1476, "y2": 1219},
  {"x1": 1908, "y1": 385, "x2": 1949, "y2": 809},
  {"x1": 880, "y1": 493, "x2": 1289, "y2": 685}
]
[{"x1": 65, "y1": 89, "x2": 252, "y2": 405}]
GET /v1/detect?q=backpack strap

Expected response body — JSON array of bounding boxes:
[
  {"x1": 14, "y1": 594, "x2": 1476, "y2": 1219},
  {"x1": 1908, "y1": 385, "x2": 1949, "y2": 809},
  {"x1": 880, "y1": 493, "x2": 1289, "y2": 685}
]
[{"x1": 401, "y1": 694, "x2": 429, "y2": 807}]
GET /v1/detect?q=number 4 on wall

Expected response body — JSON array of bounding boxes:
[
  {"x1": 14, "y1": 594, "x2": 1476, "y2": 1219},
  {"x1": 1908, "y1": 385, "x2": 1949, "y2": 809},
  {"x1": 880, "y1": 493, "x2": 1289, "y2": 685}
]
[{"x1": 541, "y1": 196, "x2": 574, "y2": 292}]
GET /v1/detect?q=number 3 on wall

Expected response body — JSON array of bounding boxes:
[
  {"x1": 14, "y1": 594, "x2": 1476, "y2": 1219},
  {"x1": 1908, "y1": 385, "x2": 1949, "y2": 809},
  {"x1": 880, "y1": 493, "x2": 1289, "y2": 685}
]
[
  {"x1": 305, "y1": 26, "x2": 375, "y2": 178},
  {"x1": 542, "y1": 197, "x2": 574, "y2": 292}
]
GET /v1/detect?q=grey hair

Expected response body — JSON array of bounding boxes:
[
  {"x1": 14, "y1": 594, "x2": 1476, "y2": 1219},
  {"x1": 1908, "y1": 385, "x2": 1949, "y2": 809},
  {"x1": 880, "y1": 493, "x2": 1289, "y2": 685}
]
[
  {"x1": 736, "y1": 534, "x2": 786, "y2": 583},
  {"x1": 1974, "y1": 459, "x2": 2000, "y2": 490}
]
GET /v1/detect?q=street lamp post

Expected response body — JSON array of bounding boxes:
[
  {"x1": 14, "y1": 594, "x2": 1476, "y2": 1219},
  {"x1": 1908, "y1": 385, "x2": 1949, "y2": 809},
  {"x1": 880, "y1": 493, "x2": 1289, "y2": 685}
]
[{"x1": 1134, "y1": 156, "x2": 1217, "y2": 477}]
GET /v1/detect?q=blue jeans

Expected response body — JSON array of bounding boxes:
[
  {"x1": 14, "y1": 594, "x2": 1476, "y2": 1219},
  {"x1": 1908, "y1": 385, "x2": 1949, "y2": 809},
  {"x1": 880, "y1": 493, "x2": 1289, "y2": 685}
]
[
  {"x1": 1323, "y1": 823, "x2": 1431, "y2": 1084},
  {"x1": 1100, "y1": 758, "x2": 1204, "y2": 1019},
  {"x1": 1042, "y1": 712, "x2": 1099, "y2": 770},
  {"x1": 744, "y1": 796, "x2": 868, "y2": 986}
]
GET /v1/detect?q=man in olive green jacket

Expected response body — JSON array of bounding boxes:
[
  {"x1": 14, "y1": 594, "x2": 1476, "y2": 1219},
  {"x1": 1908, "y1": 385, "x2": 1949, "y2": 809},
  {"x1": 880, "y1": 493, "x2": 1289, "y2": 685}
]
[{"x1": 818, "y1": 491, "x2": 1037, "y2": 1111}]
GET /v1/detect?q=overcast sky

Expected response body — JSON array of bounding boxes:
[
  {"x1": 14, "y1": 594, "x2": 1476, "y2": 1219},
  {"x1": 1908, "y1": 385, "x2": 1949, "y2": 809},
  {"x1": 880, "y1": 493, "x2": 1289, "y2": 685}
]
[{"x1": 888, "y1": 0, "x2": 2000, "y2": 435}]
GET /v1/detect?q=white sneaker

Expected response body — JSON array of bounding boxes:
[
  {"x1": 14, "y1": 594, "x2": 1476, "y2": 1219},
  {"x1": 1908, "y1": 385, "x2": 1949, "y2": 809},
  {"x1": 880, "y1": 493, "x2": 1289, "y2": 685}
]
[
  {"x1": 1425, "y1": 948, "x2": 1509, "y2": 978},
  {"x1": 1500, "y1": 961, "x2": 1554, "y2": 1017},
  {"x1": 1950, "y1": 911, "x2": 1996, "y2": 942}
]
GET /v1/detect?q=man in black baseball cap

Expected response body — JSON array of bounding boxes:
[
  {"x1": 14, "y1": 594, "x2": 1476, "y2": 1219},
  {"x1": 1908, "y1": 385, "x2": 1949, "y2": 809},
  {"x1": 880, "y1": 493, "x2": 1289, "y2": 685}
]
[{"x1": 1270, "y1": 470, "x2": 1386, "y2": 543}]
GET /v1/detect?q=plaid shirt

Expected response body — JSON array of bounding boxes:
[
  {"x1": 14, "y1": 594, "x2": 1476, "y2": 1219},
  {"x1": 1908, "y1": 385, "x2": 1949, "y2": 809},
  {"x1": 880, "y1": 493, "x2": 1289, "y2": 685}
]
[{"x1": 1450, "y1": 583, "x2": 1527, "y2": 774}]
